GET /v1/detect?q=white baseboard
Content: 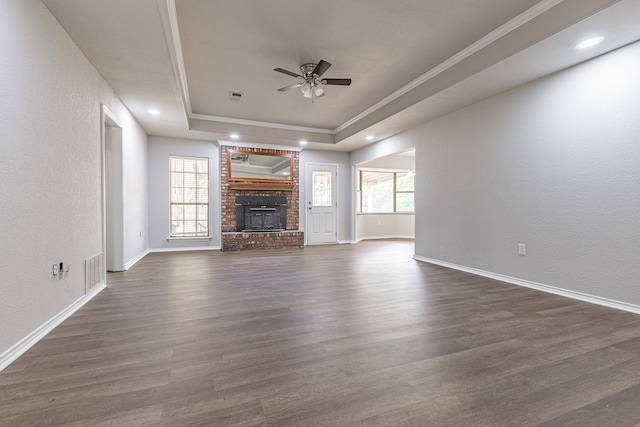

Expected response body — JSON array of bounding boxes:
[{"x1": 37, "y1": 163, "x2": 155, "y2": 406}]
[
  {"x1": 357, "y1": 235, "x2": 415, "y2": 242},
  {"x1": 124, "y1": 249, "x2": 150, "y2": 270},
  {"x1": 149, "y1": 246, "x2": 221, "y2": 253},
  {"x1": 413, "y1": 255, "x2": 640, "y2": 315},
  {"x1": 0, "y1": 282, "x2": 107, "y2": 372}
]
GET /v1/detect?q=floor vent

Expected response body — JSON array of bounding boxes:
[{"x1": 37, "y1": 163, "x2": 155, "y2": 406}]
[{"x1": 85, "y1": 253, "x2": 105, "y2": 293}]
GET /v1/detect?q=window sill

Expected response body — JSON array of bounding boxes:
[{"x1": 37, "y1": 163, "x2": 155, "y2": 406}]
[
  {"x1": 357, "y1": 212, "x2": 415, "y2": 215},
  {"x1": 167, "y1": 236, "x2": 212, "y2": 242}
]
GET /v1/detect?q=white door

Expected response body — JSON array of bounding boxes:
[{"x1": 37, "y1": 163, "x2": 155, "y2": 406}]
[{"x1": 306, "y1": 163, "x2": 338, "y2": 244}]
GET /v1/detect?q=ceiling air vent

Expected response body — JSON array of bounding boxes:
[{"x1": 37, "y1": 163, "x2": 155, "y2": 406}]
[{"x1": 229, "y1": 91, "x2": 243, "y2": 102}]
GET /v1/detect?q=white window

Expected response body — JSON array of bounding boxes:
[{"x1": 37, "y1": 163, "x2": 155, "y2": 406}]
[
  {"x1": 359, "y1": 170, "x2": 414, "y2": 213},
  {"x1": 170, "y1": 156, "x2": 209, "y2": 237}
]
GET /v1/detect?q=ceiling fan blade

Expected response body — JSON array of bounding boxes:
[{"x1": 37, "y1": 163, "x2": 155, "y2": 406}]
[
  {"x1": 321, "y1": 78, "x2": 352, "y2": 86},
  {"x1": 277, "y1": 82, "x2": 304, "y2": 92},
  {"x1": 274, "y1": 67, "x2": 302, "y2": 78},
  {"x1": 313, "y1": 60, "x2": 332, "y2": 77}
]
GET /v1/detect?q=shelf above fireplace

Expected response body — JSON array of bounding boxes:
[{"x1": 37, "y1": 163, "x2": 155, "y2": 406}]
[{"x1": 229, "y1": 181, "x2": 294, "y2": 191}]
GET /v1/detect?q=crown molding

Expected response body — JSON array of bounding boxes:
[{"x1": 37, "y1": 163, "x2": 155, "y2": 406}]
[
  {"x1": 160, "y1": 0, "x2": 566, "y2": 140},
  {"x1": 158, "y1": 0, "x2": 191, "y2": 126},
  {"x1": 218, "y1": 140, "x2": 304, "y2": 152},
  {"x1": 334, "y1": 0, "x2": 566, "y2": 133},
  {"x1": 190, "y1": 113, "x2": 333, "y2": 134}
]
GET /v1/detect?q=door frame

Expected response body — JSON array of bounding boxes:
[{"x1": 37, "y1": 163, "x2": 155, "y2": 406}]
[
  {"x1": 101, "y1": 105, "x2": 125, "y2": 273},
  {"x1": 305, "y1": 162, "x2": 339, "y2": 245}
]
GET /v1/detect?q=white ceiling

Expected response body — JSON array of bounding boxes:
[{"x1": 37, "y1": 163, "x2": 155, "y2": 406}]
[{"x1": 41, "y1": 0, "x2": 640, "y2": 151}]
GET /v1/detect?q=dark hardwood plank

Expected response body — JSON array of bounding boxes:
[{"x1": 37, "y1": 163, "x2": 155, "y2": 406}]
[{"x1": 1, "y1": 239, "x2": 639, "y2": 426}]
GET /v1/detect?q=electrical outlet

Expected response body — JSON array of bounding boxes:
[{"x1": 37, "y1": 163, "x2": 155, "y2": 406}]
[
  {"x1": 518, "y1": 244, "x2": 526, "y2": 256},
  {"x1": 52, "y1": 264, "x2": 59, "y2": 277}
]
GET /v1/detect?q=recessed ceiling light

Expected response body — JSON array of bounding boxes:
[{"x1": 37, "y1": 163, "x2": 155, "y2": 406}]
[
  {"x1": 299, "y1": 140, "x2": 308, "y2": 146},
  {"x1": 575, "y1": 36, "x2": 604, "y2": 49},
  {"x1": 366, "y1": 135, "x2": 374, "y2": 141},
  {"x1": 230, "y1": 133, "x2": 239, "y2": 140},
  {"x1": 148, "y1": 109, "x2": 160, "y2": 115}
]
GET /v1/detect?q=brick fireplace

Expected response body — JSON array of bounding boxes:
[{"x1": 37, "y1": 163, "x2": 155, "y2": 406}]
[{"x1": 220, "y1": 145, "x2": 304, "y2": 251}]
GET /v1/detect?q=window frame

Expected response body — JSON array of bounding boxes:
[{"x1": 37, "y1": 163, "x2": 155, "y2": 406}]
[
  {"x1": 358, "y1": 169, "x2": 415, "y2": 214},
  {"x1": 169, "y1": 155, "x2": 210, "y2": 238}
]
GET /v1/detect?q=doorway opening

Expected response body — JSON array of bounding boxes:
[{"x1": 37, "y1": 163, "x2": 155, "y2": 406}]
[
  {"x1": 102, "y1": 105, "x2": 124, "y2": 273},
  {"x1": 354, "y1": 148, "x2": 415, "y2": 244}
]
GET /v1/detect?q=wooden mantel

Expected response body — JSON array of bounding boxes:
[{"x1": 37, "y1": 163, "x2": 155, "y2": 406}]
[{"x1": 228, "y1": 181, "x2": 295, "y2": 191}]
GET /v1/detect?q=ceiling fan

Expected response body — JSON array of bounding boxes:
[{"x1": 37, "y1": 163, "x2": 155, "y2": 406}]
[{"x1": 274, "y1": 60, "x2": 351, "y2": 101}]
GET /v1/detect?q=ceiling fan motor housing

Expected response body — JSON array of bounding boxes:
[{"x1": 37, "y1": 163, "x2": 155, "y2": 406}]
[{"x1": 300, "y1": 63, "x2": 318, "y2": 79}]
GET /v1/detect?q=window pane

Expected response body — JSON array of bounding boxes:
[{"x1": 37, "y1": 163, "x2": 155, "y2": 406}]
[
  {"x1": 171, "y1": 158, "x2": 183, "y2": 172},
  {"x1": 197, "y1": 204, "x2": 208, "y2": 220},
  {"x1": 312, "y1": 171, "x2": 332, "y2": 206},
  {"x1": 396, "y1": 172, "x2": 414, "y2": 191},
  {"x1": 184, "y1": 188, "x2": 196, "y2": 203},
  {"x1": 171, "y1": 188, "x2": 183, "y2": 204},
  {"x1": 396, "y1": 192, "x2": 415, "y2": 212},
  {"x1": 197, "y1": 173, "x2": 208, "y2": 188},
  {"x1": 196, "y1": 160, "x2": 208, "y2": 173},
  {"x1": 361, "y1": 171, "x2": 394, "y2": 213},
  {"x1": 197, "y1": 188, "x2": 208, "y2": 203},
  {"x1": 184, "y1": 160, "x2": 196, "y2": 173},
  {"x1": 184, "y1": 172, "x2": 196, "y2": 187},
  {"x1": 183, "y1": 221, "x2": 196, "y2": 234}
]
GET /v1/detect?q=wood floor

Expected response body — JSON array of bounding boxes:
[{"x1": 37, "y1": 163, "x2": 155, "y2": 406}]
[{"x1": 2, "y1": 240, "x2": 640, "y2": 426}]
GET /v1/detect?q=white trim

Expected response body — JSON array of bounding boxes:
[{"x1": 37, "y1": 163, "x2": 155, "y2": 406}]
[
  {"x1": 350, "y1": 164, "x2": 359, "y2": 243},
  {"x1": 191, "y1": 113, "x2": 333, "y2": 134},
  {"x1": 101, "y1": 104, "x2": 125, "y2": 273},
  {"x1": 124, "y1": 249, "x2": 150, "y2": 270},
  {"x1": 218, "y1": 140, "x2": 303, "y2": 152},
  {"x1": 158, "y1": 0, "x2": 191, "y2": 126},
  {"x1": 0, "y1": 283, "x2": 106, "y2": 372},
  {"x1": 334, "y1": 0, "x2": 564, "y2": 133},
  {"x1": 338, "y1": 240, "x2": 357, "y2": 245},
  {"x1": 159, "y1": 0, "x2": 563, "y2": 139},
  {"x1": 413, "y1": 255, "x2": 640, "y2": 315},
  {"x1": 102, "y1": 105, "x2": 123, "y2": 128},
  {"x1": 357, "y1": 235, "x2": 415, "y2": 241},
  {"x1": 149, "y1": 246, "x2": 221, "y2": 253},
  {"x1": 357, "y1": 212, "x2": 416, "y2": 216},
  {"x1": 166, "y1": 236, "x2": 212, "y2": 242}
]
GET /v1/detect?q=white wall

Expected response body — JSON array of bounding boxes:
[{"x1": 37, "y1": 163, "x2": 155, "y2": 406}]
[
  {"x1": 0, "y1": 0, "x2": 148, "y2": 359},
  {"x1": 147, "y1": 136, "x2": 221, "y2": 250},
  {"x1": 408, "y1": 41, "x2": 640, "y2": 307},
  {"x1": 123, "y1": 121, "x2": 149, "y2": 266},
  {"x1": 300, "y1": 150, "x2": 351, "y2": 243},
  {"x1": 350, "y1": 135, "x2": 415, "y2": 166},
  {"x1": 358, "y1": 153, "x2": 415, "y2": 170},
  {"x1": 356, "y1": 214, "x2": 415, "y2": 241}
]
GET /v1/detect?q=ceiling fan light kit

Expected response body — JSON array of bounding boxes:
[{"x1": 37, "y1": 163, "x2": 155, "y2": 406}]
[{"x1": 274, "y1": 59, "x2": 351, "y2": 102}]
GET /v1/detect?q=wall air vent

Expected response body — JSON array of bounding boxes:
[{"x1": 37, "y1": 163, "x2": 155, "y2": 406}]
[{"x1": 229, "y1": 91, "x2": 243, "y2": 101}]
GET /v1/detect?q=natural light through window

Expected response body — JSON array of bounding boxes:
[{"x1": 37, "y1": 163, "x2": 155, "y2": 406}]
[
  {"x1": 170, "y1": 156, "x2": 209, "y2": 237},
  {"x1": 359, "y1": 170, "x2": 414, "y2": 213}
]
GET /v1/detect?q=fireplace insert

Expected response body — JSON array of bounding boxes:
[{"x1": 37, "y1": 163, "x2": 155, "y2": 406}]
[{"x1": 235, "y1": 196, "x2": 287, "y2": 232}]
